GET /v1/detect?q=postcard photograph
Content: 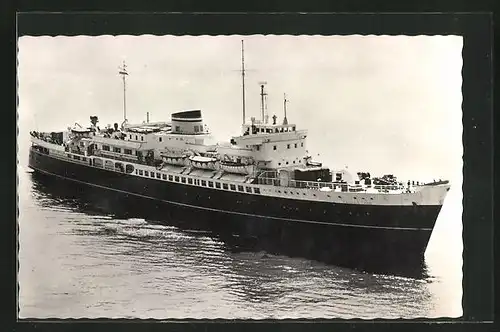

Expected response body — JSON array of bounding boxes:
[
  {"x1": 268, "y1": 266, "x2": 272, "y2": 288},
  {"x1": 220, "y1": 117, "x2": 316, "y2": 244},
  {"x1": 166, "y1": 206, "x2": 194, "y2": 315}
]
[{"x1": 17, "y1": 34, "x2": 463, "y2": 319}]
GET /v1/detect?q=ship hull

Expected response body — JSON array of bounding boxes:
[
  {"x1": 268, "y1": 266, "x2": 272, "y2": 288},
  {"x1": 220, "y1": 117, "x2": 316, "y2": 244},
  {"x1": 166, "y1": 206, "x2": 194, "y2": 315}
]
[{"x1": 28, "y1": 149, "x2": 443, "y2": 276}]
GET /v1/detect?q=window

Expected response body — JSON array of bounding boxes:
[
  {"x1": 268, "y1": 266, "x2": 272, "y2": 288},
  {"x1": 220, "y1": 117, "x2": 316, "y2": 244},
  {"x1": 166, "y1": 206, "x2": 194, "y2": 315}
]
[
  {"x1": 301, "y1": 142, "x2": 304, "y2": 147},
  {"x1": 246, "y1": 187, "x2": 252, "y2": 193},
  {"x1": 286, "y1": 161, "x2": 289, "y2": 165},
  {"x1": 230, "y1": 184, "x2": 236, "y2": 191},
  {"x1": 256, "y1": 146, "x2": 260, "y2": 151},
  {"x1": 82, "y1": 157, "x2": 87, "y2": 162},
  {"x1": 67, "y1": 154, "x2": 71, "y2": 158},
  {"x1": 188, "y1": 178, "x2": 193, "y2": 184},
  {"x1": 126, "y1": 164, "x2": 134, "y2": 174},
  {"x1": 162, "y1": 174, "x2": 167, "y2": 180},
  {"x1": 215, "y1": 182, "x2": 221, "y2": 189},
  {"x1": 124, "y1": 149, "x2": 132, "y2": 155},
  {"x1": 73, "y1": 155, "x2": 81, "y2": 160},
  {"x1": 150, "y1": 172, "x2": 155, "y2": 178},
  {"x1": 175, "y1": 176, "x2": 179, "y2": 182},
  {"x1": 273, "y1": 145, "x2": 277, "y2": 150},
  {"x1": 168, "y1": 175, "x2": 173, "y2": 181},
  {"x1": 135, "y1": 135, "x2": 138, "y2": 140},
  {"x1": 144, "y1": 171, "x2": 149, "y2": 176},
  {"x1": 222, "y1": 183, "x2": 228, "y2": 190},
  {"x1": 135, "y1": 170, "x2": 138, "y2": 174},
  {"x1": 159, "y1": 137, "x2": 162, "y2": 142},
  {"x1": 278, "y1": 162, "x2": 281, "y2": 166},
  {"x1": 194, "y1": 125, "x2": 199, "y2": 132},
  {"x1": 208, "y1": 181, "x2": 214, "y2": 187},
  {"x1": 175, "y1": 126, "x2": 180, "y2": 132},
  {"x1": 102, "y1": 145, "x2": 110, "y2": 151},
  {"x1": 80, "y1": 142, "x2": 84, "y2": 147},
  {"x1": 139, "y1": 170, "x2": 143, "y2": 175},
  {"x1": 115, "y1": 162, "x2": 124, "y2": 172},
  {"x1": 294, "y1": 143, "x2": 297, "y2": 148},
  {"x1": 156, "y1": 172, "x2": 161, "y2": 179},
  {"x1": 141, "y1": 136, "x2": 144, "y2": 141},
  {"x1": 238, "y1": 185, "x2": 244, "y2": 192},
  {"x1": 129, "y1": 135, "x2": 132, "y2": 139},
  {"x1": 254, "y1": 188, "x2": 261, "y2": 194},
  {"x1": 181, "y1": 177, "x2": 186, "y2": 183},
  {"x1": 201, "y1": 180, "x2": 207, "y2": 186},
  {"x1": 113, "y1": 147, "x2": 121, "y2": 153},
  {"x1": 287, "y1": 144, "x2": 290, "y2": 149}
]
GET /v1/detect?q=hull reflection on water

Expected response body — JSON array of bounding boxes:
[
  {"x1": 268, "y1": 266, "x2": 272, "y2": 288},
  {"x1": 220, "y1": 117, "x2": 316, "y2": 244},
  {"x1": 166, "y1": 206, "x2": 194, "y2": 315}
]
[{"x1": 30, "y1": 171, "x2": 429, "y2": 278}]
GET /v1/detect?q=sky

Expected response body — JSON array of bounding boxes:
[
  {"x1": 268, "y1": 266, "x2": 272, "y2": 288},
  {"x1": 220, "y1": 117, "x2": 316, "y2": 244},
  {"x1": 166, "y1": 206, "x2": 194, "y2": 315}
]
[{"x1": 17, "y1": 35, "x2": 463, "y2": 184}]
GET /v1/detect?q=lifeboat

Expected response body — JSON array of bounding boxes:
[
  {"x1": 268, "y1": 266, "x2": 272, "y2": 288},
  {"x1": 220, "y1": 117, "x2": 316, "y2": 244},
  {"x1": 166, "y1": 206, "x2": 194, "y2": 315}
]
[
  {"x1": 220, "y1": 160, "x2": 255, "y2": 175},
  {"x1": 189, "y1": 155, "x2": 218, "y2": 170},
  {"x1": 160, "y1": 152, "x2": 188, "y2": 166}
]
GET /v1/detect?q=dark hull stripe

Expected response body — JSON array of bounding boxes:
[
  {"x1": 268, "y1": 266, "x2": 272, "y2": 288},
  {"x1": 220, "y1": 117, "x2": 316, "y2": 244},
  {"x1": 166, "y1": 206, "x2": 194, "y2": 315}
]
[{"x1": 29, "y1": 165, "x2": 431, "y2": 231}]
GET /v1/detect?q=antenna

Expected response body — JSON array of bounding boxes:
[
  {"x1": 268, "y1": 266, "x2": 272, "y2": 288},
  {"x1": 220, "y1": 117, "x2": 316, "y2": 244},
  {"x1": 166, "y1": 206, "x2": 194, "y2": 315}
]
[
  {"x1": 241, "y1": 40, "x2": 246, "y2": 125},
  {"x1": 283, "y1": 93, "x2": 289, "y2": 125},
  {"x1": 118, "y1": 60, "x2": 129, "y2": 122},
  {"x1": 258, "y1": 81, "x2": 267, "y2": 123}
]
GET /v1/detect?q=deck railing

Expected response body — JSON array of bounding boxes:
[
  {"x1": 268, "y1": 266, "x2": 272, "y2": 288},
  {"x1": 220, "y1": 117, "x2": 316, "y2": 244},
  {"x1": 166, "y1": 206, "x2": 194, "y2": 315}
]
[
  {"x1": 255, "y1": 175, "x2": 409, "y2": 193},
  {"x1": 92, "y1": 150, "x2": 139, "y2": 163}
]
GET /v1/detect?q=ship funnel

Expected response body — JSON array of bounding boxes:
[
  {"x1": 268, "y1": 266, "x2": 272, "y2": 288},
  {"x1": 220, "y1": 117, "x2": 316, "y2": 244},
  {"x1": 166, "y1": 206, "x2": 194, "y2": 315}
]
[{"x1": 171, "y1": 110, "x2": 204, "y2": 134}]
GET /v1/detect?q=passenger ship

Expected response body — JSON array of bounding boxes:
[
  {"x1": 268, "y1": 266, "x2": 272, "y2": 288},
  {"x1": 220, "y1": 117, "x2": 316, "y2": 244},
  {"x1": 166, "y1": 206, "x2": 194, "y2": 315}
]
[{"x1": 28, "y1": 41, "x2": 450, "y2": 273}]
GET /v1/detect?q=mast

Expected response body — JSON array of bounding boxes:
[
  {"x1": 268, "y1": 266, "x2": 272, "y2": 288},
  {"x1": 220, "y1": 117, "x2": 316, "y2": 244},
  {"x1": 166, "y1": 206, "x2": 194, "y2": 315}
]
[
  {"x1": 118, "y1": 60, "x2": 128, "y2": 122},
  {"x1": 259, "y1": 81, "x2": 267, "y2": 123},
  {"x1": 283, "y1": 93, "x2": 289, "y2": 125},
  {"x1": 241, "y1": 40, "x2": 246, "y2": 125}
]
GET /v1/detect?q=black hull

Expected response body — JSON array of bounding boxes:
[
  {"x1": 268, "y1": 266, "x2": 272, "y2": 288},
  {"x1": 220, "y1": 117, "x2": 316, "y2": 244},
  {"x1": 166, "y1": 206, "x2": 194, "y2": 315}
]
[{"x1": 28, "y1": 149, "x2": 443, "y2": 277}]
